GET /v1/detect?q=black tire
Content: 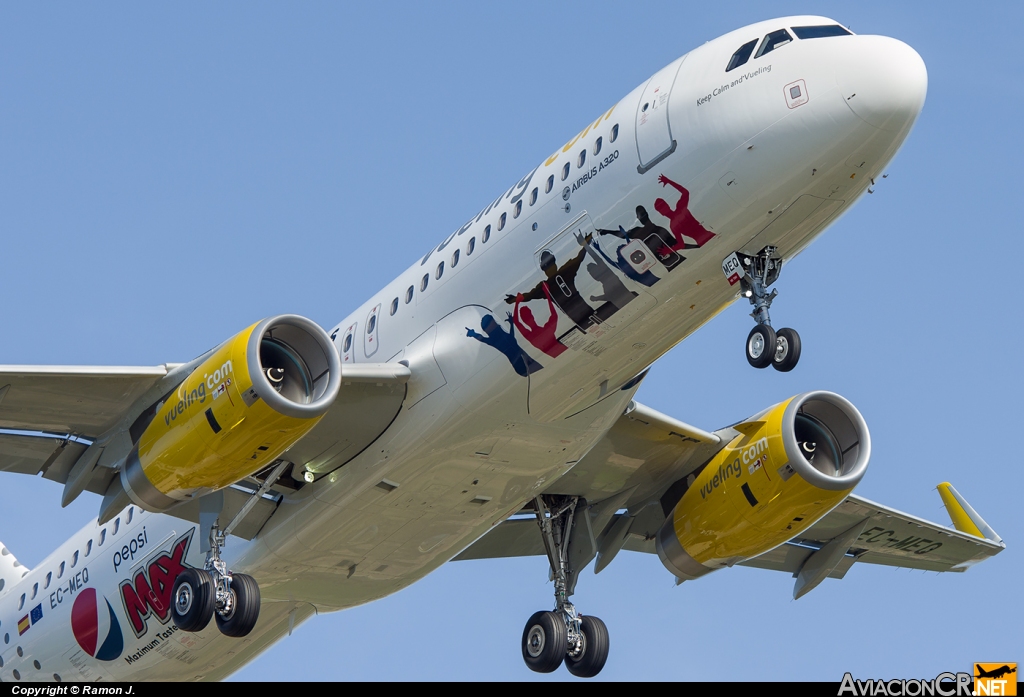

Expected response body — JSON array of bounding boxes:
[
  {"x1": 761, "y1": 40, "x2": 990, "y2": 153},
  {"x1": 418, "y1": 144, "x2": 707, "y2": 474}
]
[
  {"x1": 522, "y1": 610, "x2": 568, "y2": 673},
  {"x1": 746, "y1": 324, "x2": 776, "y2": 369},
  {"x1": 215, "y1": 573, "x2": 261, "y2": 638},
  {"x1": 565, "y1": 615, "x2": 610, "y2": 678},
  {"x1": 772, "y1": 327, "x2": 802, "y2": 372},
  {"x1": 172, "y1": 568, "x2": 215, "y2": 632}
]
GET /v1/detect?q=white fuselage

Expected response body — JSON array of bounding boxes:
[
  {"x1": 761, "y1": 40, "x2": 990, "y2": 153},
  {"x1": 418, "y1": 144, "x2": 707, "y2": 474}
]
[{"x1": 0, "y1": 16, "x2": 926, "y2": 681}]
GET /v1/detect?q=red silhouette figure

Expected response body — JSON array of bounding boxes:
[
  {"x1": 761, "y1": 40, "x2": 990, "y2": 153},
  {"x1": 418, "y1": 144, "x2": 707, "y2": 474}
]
[
  {"x1": 513, "y1": 289, "x2": 568, "y2": 358},
  {"x1": 655, "y1": 174, "x2": 715, "y2": 250}
]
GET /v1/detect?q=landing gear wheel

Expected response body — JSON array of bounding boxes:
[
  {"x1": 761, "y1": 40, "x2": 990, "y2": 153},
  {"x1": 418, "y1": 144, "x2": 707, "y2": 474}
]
[
  {"x1": 746, "y1": 325, "x2": 776, "y2": 369},
  {"x1": 565, "y1": 615, "x2": 610, "y2": 678},
  {"x1": 172, "y1": 568, "x2": 215, "y2": 632},
  {"x1": 522, "y1": 611, "x2": 568, "y2": 673},
  {"x1": 772, "y1": 327, "x2": 801, "y2": 372},
  {"x1": 215, "y1": 573, "x2": 261, "y2": 638}
]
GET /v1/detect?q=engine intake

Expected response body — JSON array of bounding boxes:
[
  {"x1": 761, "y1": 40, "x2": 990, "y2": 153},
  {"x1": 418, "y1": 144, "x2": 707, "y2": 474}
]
[
  {"x1": 781, "y1": 391, "x2": 870, "y2": 491},
  {"x1": 656, "y1": 391, "x2": 870, "y2": 583},
  {"x1": 100, "y1": 315, "x2": 341, "y2": 522}
]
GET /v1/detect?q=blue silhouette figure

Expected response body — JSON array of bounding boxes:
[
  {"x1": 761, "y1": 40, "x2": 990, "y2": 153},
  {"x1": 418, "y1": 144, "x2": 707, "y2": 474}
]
[{"x1": 466, "y1": 313, "x2": 544, "y2": 377}]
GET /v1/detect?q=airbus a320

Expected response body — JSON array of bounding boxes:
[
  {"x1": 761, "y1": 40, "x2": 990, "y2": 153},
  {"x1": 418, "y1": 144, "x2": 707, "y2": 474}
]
[{"x1": 0, "y1": 16, "x2": 1004, "y2": 681}]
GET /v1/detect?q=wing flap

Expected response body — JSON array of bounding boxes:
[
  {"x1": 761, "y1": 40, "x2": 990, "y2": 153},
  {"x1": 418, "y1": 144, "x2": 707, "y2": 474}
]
[
  {"x1": 0, "y1": 432, "x2": 66, "y2": 475},
  {"x1": 453, "y1": 518, "x2": 545, "y2": 561}
]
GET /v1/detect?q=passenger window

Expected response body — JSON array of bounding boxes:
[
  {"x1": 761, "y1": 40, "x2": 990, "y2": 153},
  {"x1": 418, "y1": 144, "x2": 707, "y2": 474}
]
[
  {"x1": 593, "y1": 137, "x2": 602, "y2": 156},
  {"x1": 561, "y1": 162, "x2": 570, "y2": 181},
  {"x1": 513, "y1": 200, "x2": 522, "y2": 219},
  {"x1": 85, "y1": 540, "x2": 92, "y2": 556},
  {"x1": 726, "y1": 39, "x2": 758, "y2": 72},
  {"x1": 127, "y1": 507, "x2": 134, "y2": 524},
  {"x1": 577, "y1": 150, "x2": 586, "y2": 168},
  {"x1": 755, "y1": 29, "x2": 793, "y2": 58},
  {"x1": 435, "y1": 261, "x2": 444, "y2": 280},
  {"x1": 451, "y1": 249, "x2": 460, "y2": 268},
  {"x1": 529, "y1": 187, "x2": 538, "y2": 205},
  {"x1": 545, "y1": 175, "x2": 554, "y2": 193},
  {"x1": 497, "y1": 212, "x2": 506, "y2": 231},
  {"x1": 367, "y1": 313, "x2": 377, "y2": 334},
  {"x1": 71, "y1": 551, "x2": 79, "y2": 568},
  {"x1": 482, "y1": 225, "x2": 491, "y2": 243},
  {"x1": 31, "y1": 583, "x2": 37, "y2": 600},
  {"x1": 58, "y1": 562, "x2": 65, "y2": 579},
  {"x1": 405, "y1": 286, "x2": 414, "y2": 304},
  {"x1": 44, "y1": 572, "x2": 51, "y2": 589},
  {"x1": 467, "y1": 237, "x2": 476, "y2": 255},
  {"x1": 420, "y1": 274, "x2": 428, "y2": 292},
  {"x1": 99, "y1": 529, "x2": 106, "y2": 546},
  {"x1": 390, "y1": 298, "x2": 399, "y2": 316},
  {"x1": 113, "y1": 518, "x2": 120, "y2": 535},
  {"x1": 343, "y1": 333, "x2": 353, "y2": 353},
  {"x1": 791, "y1": 25, "x2": 852, "y2": 39},
  {"x1": 610, "y1": 124, "x2": 619, "y2": 142},
  {"x1": 18, "y1": 594, "x2": 24, "y2": 610}
]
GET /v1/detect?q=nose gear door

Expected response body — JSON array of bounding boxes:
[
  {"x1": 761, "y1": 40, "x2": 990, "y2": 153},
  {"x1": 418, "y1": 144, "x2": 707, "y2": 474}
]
[{"x1": 636, "y1": 56, "x2": 685, "y2": 174}]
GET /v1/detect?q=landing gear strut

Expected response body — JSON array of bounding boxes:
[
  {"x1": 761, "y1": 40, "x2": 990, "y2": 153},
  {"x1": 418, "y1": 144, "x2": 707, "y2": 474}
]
[
  {"x1": 521, "y1": 495, "x2": 610, "y2": 678},
  {"x1": 172, "y1": 460, "x2": 290, "y2": 637},
  {"x1": 725, "y1": 246, "x2": 801, "y2": 372}
]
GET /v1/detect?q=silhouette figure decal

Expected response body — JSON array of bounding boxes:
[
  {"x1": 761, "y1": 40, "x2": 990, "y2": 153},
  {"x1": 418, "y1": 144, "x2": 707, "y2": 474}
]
[{"x1": 470, "y1": 174, "x2": 710, "y2": 376}]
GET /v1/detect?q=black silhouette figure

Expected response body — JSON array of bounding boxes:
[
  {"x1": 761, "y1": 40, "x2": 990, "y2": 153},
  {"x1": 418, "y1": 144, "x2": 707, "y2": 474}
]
[
  {"x1": 506, "y1": 248, "x2": 597, "y2": 330},
  {"x1": 573, "y1": 230, "x2": 637, "y2": 313},
  {"x1": 598, "y1": 205, "x2": 685, "y2": 269}
]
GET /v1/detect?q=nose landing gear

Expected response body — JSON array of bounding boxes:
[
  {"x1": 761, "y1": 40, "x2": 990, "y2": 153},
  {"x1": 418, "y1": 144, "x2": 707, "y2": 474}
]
[
  {"x1": 521, "y1": 495, "x2": 610, "y2": 678},
  {"x1": 724, "y1": 246, "x2": 801, "y2": 372}
]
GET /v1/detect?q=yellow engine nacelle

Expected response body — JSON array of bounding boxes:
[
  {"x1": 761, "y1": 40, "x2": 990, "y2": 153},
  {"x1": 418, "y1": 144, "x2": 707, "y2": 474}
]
[
  {"x1": 115, "y1": 315, "x2": 341, "y2": 514},
  {"x1": 656, "y1": 391, "x2": 870, "y2": 581}
]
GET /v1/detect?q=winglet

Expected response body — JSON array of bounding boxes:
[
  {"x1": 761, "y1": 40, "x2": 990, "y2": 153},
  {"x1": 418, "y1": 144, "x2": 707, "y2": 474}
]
[{"x1": 937, "y1": 483, "x2": 1002, "y2": 544}]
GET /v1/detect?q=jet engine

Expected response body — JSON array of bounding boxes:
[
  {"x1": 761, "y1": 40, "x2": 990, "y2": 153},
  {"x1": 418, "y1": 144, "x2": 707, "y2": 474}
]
[
  {"x1": 101, "y1": 315, "x2": 341, "y2": 521},
  {"x1": 656, "y1": 391, "x2": 870, "y2": 581}
]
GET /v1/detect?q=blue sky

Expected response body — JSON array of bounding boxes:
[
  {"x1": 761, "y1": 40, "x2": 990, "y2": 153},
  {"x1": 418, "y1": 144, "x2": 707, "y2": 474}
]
[{"x1": 1, "y1": 1, "x2": 1020, "y2": 681}]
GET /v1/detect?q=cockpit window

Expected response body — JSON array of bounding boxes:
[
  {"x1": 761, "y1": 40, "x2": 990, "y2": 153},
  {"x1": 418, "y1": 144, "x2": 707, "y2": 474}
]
[
  {"x1": 725, "y1": 39, "x2": 758, "y2": 72},
  {"x1": 755, "y1": 29, "x2": 793, "y2": 59},
  {"x1": 791, "y1": 25, "x2": 852, "y2": 40}
]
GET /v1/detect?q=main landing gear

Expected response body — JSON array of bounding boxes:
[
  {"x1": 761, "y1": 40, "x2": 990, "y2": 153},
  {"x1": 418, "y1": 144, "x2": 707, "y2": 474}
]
[
  {"x1": 522, "y1": 495, "x2": 610, "y2": 678},
  {"x1": 729, "y1": 245, "x2": 802, "y2": 372},
  {"x1": 171, "y1": 460, "x2": 290, "y2": 638},
  {"x1": 171, "y1": 522, "x2": 261, "y2": 637}
]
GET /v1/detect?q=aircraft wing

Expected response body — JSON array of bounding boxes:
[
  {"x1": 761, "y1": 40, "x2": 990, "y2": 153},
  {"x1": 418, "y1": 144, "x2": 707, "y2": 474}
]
[
  {"x1": 537, "y1": 400, "x2": 725, "y2": 515},
  {"x1": 0, "y1": 364, "x2": 179, "y2": 434},
  {"x1": 455, "y1": 400, "x2": 1004, "y2": 597},
  {"x1": 0, "y1": 361, "x2": 410, "y2": 538}
]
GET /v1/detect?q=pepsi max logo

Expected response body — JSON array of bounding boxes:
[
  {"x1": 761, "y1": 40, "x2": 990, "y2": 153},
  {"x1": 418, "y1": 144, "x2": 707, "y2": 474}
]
[
  {"x1": 71, "y1": 588, "x2": 124, "y2": 661},
  {"x1": 119, "y1": 529, "x2": 194, "y2": 638}
]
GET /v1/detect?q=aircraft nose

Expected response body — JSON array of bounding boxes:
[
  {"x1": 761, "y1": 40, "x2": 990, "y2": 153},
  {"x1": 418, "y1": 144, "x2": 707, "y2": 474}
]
[{"x1": 835, "y1": 36, "x2": 927, "y2": 132}]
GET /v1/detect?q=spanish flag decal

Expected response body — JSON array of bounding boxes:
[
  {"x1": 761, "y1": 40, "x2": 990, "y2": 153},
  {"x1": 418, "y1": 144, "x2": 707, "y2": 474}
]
[{"x1": 17, "y1": 615, "x2": 30, "y2": 635}]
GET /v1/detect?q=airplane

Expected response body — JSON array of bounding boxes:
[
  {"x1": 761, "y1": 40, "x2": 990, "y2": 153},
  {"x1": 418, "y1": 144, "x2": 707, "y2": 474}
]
[
  {"x1": 975, "y1": 665, "x2": 1016, "y2": 680},
  {"x1": 0, "y1": 15, "x2": 1006, "y2": 681}
]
